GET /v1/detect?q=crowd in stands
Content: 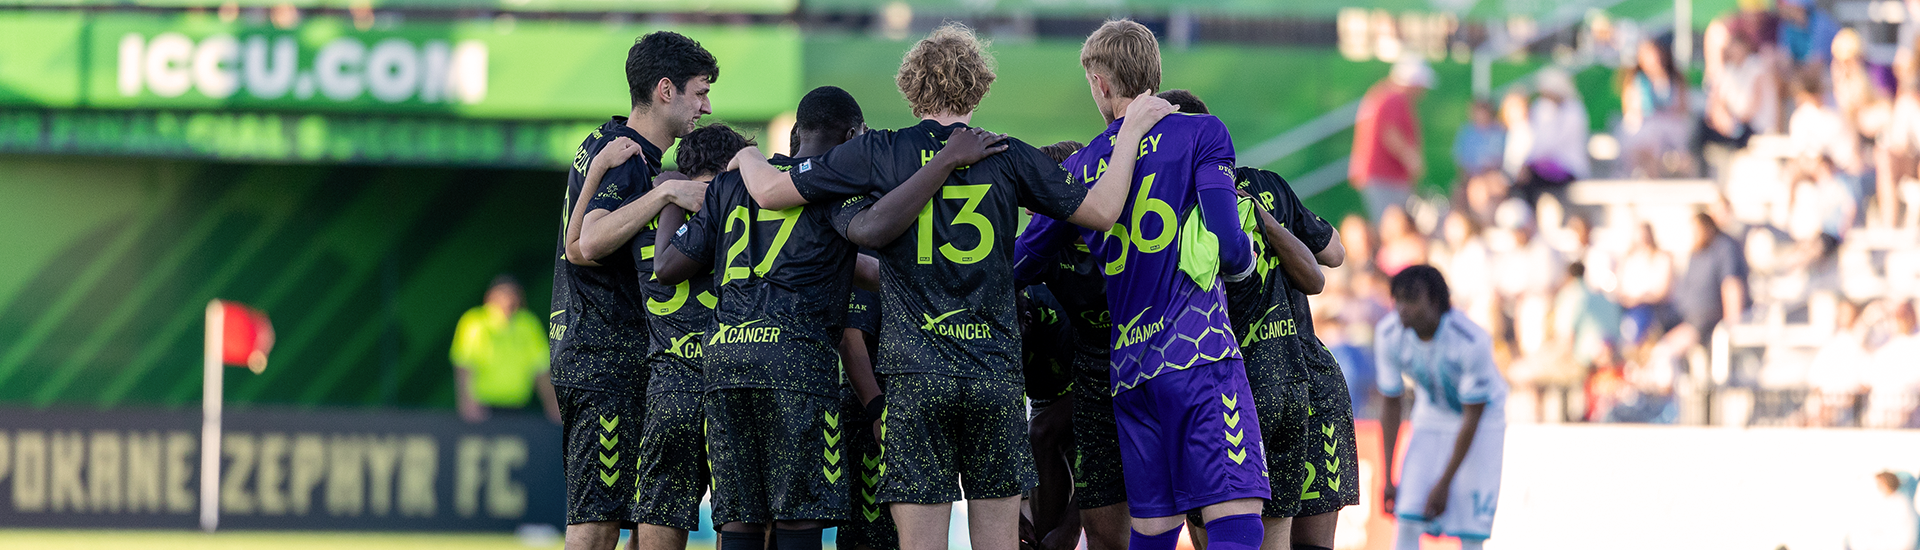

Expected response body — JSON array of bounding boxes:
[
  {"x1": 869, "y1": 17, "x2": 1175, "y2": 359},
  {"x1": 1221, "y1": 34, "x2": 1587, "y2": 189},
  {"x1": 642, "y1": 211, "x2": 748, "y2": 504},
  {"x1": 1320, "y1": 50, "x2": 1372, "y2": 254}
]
[{"x1": 1330, "y1": 0, "x2": 1920, "y2": 428}]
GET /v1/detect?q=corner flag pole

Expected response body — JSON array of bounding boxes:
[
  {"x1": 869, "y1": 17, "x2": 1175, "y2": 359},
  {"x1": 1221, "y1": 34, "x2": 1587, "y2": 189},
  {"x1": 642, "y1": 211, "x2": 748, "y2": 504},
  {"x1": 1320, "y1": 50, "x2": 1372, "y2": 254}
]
[{"x1": 201, "y1": 300, "x2": 224, "y2": 533}]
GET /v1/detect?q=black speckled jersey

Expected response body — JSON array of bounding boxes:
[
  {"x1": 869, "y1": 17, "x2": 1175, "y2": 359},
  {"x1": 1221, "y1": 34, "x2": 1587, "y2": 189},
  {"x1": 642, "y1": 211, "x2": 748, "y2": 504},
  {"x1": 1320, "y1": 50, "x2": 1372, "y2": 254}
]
[
  {"x1": 1224, "y1": 166, "x2": 1336, "y2": 388},
  {"x1": 1033, "y1": 243, "x2": 1110, "y2": 376},
  {"x1": 672, "y1": 155, "x2": 860, "y2": 397},
  {"x1": 639, "y1": 210, "x2": 716, "y2": 394},
  {"x1": 550, "y1": 117, "x2": 663, "y2": 393},
  {"x1": 848, "y1": 286, "x2": 881, "y2": 356},
  {"x1": 1020, "y1": 284, "x2": 1075, "y2": 401},
  {"x1": 795, "y1": 119, "x2": 1088, "y2": 382}
]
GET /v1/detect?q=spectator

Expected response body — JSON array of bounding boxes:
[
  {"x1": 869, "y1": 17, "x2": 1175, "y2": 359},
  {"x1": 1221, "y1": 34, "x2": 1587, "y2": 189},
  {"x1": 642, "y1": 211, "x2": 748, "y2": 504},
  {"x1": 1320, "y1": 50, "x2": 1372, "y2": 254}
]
[
  {"x1": 1518, "y1": 68, "x2": 1592, "y2": 205},
  {"x1": 1847, "y1": 471, "x2": 1919, "y2": 550},
  {"x1": 1615, "y1": 222, "x2": 1676, "y2": 344},
  {"x1": 1454, "y1": 99, "x2": 1507, "y2": 180},
  {"x1": 1376, "y1": 203, "x2": 1430, "y2": 277},
  {"x1": 1866, "y1": 300, "x2": 1920, "y2": 428},
  {"x1": 1492, "y1": 198, "x2": 1567, "y2": 359},
  {"x1": 1433, "y1": 209, "x2": 1498, "y2": 332},
  {"x1": 1501, "y1": 88, "x2": 1535, "y2": 179},
  {"x1": 1703, "y1": 33, "x2": 1782, "y2": 151},
  {"x1": 1620, "y1": 37, "x2": 1697, "y2": 177},
  {"x1": 1648, "y1": 212, "x2": 1748, "y2": 380},
  {"x1": 1776, "y1": 0, "x2": 1840, "y2": 65},
  {"x1": 1512, "y1": 262, "x2": 1624, "y2": 423},
  {"x1": 1460, "y1": 170, "x2": 1512, "y2": 228},
  {"x1": 1351, "y1": 57, "x2": 1436, "y2": 221},
  {"x1": 1807, "y1": 300, "x2": 1869, "y2": 427},
  {"x1": 451, "y1": 275, "x2": 562, "y2": 424},
  {"x1": 1877, "y1": 41, "x2": 1920, "y2": 227},
  {"x1": 1319, "y1": 214, "x2": 1391, "y2": 417},
  {"x1": 1832, "y1": 28, "x2": 1894, "y2": 141},
  {"x1": 1788, "y1": 65, "x2": 1866, "y2": 176}
]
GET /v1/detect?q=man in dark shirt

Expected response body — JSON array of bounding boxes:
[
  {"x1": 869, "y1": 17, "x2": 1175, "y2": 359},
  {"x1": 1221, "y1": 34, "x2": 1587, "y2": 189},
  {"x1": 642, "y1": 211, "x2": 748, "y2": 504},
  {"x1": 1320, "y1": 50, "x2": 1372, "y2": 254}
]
[
  {"x1": 654, "y1": 85, "x2": 1002, "y2": 550},
  {"x1": 550, "y1": 31, "x2": 716, "y2": 550},
  {"x1": 724, "y1": 24, "x2": 1169, "y2": 550},
  {"x1": 629, "y1": 124, "x2": 749, "y2": 550},
  {"x1": 1649, "y1": 212, "x2": 1748, "y2": 388}
]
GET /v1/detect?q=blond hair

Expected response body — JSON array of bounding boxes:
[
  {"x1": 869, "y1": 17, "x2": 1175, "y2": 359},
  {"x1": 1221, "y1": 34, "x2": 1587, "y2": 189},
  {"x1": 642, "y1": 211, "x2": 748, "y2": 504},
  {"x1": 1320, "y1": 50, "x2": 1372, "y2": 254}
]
[
  {"x1": 896, "y1": 24, "x2": 997, "y2": 117},
  {"x1": 1080, "y1": 20, "x2": 1161, "y2": 98}
]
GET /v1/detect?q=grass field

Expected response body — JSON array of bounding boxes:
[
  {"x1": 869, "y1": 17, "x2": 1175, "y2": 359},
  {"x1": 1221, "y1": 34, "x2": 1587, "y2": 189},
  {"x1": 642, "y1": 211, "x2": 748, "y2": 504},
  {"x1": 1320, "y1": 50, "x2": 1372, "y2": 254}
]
[{"x1": 0, "y1": 529, "x2": 592, "y2": 550}]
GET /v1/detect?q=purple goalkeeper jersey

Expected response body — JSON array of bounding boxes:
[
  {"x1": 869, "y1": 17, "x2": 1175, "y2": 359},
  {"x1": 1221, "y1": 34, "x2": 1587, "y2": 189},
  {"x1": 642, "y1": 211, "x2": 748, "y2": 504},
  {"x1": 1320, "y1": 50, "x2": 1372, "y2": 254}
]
[{"x1": 1014, "y1": 113, "x2": 1244, "y2": 395}]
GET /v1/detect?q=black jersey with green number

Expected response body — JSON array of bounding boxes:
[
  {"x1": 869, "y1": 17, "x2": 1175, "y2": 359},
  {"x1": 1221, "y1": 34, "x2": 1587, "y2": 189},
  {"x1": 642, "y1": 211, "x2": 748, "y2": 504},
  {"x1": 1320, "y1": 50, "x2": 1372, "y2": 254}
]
[
  {"x1": 672, "y1": 155, "x2": 862, "y2": 397},
  {"x1": 793, "y1": 119, "x2": 1087, "y2": 381},
  {"x1": 1032, "y1": 242, "x2": 1110, "y2": 374},
  {"x1": 1020, "y1": 284, "x2": 1075, "y2": 401},
  {"x1": 550, "y1": 117, "x2": 663, "y2": 393},
  {"x1": 1223, "y1": 166, "x2": 1337, "y2": 388},
  {"x1": 639, "y1": 210, "x2": 717, "y2": 394}
]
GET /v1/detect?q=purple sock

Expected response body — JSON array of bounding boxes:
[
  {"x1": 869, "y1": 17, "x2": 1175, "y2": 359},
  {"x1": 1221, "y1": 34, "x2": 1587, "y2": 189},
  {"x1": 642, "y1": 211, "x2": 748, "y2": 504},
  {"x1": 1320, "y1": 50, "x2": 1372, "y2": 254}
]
[
  {"x1": 1130, "y1": 525, "x2": 1184, "y2": 550},
  {"x1": 1203, "y1": 513, "x2": 1266, "y2": 550}
]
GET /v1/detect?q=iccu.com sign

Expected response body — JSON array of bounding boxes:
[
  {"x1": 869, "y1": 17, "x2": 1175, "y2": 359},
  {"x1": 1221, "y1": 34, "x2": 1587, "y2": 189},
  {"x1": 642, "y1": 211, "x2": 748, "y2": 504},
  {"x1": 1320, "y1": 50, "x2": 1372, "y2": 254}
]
[{"x1": 114, "y1": 31, "x2": 487, "y2": 107}]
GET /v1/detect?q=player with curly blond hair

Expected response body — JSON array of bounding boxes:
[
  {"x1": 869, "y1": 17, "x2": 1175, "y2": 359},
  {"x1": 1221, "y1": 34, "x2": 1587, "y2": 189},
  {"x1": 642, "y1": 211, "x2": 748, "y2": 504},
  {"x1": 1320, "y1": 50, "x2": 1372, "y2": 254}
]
[{"x1": 728, "y1": 22, "x2": 1173, "y2": 550}]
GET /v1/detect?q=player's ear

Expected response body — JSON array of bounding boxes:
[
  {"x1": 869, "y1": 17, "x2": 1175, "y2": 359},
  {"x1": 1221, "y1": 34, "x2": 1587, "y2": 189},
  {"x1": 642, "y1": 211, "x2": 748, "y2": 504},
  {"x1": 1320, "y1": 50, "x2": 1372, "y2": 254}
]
[{"x1": 654, "y1": 77, "x2": 676, "y2": 104}]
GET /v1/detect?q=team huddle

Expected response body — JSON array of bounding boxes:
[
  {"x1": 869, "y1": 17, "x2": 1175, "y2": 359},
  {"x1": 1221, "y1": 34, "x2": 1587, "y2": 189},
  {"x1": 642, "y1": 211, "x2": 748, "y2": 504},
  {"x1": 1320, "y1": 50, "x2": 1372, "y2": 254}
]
[{"x1": 548, "y1": 18, "x2": 1504, "y2": 550}]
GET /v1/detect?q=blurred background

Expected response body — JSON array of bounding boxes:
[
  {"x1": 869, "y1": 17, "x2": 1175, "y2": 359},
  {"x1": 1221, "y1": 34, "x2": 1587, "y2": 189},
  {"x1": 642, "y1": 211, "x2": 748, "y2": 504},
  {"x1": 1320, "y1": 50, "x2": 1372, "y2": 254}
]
[{"x1": 5, "y1": 0, "x2": 1920, "y2": 547}]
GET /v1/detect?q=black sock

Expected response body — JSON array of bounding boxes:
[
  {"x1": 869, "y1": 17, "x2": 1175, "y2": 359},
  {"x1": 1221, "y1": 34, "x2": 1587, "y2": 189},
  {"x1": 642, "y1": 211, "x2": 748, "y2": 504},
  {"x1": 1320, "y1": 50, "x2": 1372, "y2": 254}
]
[
  {"x1": 719, "y1": 530, "x2": 765, "y2": 550},
  {"x1": 772, "y1": 528, "x2": 823, "y2": 550},
  {"x1": 1292, "y1": 545, "x2": 1335, "y2": 550}
]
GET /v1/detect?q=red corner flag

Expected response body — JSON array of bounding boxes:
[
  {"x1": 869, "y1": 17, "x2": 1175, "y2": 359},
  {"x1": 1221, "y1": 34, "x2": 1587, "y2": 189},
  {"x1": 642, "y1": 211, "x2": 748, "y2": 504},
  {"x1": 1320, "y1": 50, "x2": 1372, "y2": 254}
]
[
  {"x1": 216, "y1": 301, "x2": 275, "y2": 373},
  {"x1": 202, "y1": 299, "x2": 272, "y2": 532}
]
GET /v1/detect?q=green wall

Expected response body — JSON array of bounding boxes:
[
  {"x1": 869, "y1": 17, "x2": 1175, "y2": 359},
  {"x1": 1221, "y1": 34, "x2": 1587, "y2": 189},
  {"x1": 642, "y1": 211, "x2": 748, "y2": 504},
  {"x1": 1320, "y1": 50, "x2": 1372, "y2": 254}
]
[{"x1": 0, "y1": 155, "x2": 560, "y2": 410}]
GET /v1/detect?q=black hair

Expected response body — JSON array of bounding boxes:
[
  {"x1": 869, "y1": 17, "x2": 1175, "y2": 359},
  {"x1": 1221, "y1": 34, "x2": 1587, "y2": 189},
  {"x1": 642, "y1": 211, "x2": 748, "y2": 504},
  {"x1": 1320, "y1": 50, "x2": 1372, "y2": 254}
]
[
  {"x1": 1157, "y1": 89, "x2": 1208, "y2": 115},
  {"x1": 1568, "y1": 261, "x2": 1586, "y2": 280},
  {"x1": 674, "y1": 124, "x2": 754, "y2": 179},
  {"x1": 489, "y1": 274, "x2": 521, "y2": 291},
  {"x1": 627, "y1": 31, "x2": 719, "y2": 108},
  {"x1": 1389, "y1": 264, "x2": 1452, "y2": 312},
  {"x1": 795, "y1": 86, "x2": 865, "y2": 136},
  {"x1": 1039, "y1": 140, "x2": 1084, "y2": 164}
]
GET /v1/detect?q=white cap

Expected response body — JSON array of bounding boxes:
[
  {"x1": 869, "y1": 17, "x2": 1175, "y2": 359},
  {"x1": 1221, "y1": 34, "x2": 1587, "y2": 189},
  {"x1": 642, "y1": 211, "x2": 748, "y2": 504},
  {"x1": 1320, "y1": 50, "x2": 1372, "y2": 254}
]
[
  {"x1": 1536, "y1": 67, "x2": 1576, "y2": 99},
  {"x1": 1390, "y1": 58, "x2": 1436, "y2": 89}
]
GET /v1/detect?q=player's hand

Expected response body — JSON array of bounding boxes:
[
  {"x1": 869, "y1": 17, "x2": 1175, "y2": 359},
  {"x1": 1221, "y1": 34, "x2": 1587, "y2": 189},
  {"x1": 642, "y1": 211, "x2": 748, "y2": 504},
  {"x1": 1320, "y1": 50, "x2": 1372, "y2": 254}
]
[
  {"x1": 726, "y1": 146, "x2": 761, "y2": 173},
  {"x1": 1119, "y1": 92, "x2": 1175, "y2": 137},
  {"x1": 662, "y1": 179, "x2": 708, "y2": 212},
  {"x1": 936, "y1": 127, "x2": 1010, "y2": 168},
  {"x1": 593, "y1": 137, "x2": 642, "y2": 172},
  {"x1": 1424, "y1": 479, "x2": 1451, "y2": 520},
  {"x1": 1381, "y1": 483, "x2": 1398, "y2": 515}
]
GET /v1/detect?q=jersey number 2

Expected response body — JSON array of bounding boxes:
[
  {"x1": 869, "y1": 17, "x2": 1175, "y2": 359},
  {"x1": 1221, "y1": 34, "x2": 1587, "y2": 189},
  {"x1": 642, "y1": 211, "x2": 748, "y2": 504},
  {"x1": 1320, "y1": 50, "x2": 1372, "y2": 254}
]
[{"x1": 722, "y1": 205, "x2": 802, "y2": 284}]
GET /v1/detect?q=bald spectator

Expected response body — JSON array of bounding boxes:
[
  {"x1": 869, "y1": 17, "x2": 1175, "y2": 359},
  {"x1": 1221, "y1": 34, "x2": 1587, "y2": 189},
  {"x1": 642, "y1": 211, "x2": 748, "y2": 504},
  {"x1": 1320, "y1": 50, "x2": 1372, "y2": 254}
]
[{"x1": 1351, "y1": 57, "x2": 1435, "y2": 221}]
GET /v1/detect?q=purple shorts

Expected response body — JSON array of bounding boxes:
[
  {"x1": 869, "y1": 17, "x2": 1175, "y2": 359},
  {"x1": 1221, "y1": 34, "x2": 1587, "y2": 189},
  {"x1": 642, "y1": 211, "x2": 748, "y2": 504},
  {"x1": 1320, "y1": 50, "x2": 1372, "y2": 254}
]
[{"x1": 1112, "y1": 359, "x2": 1272, "y2": 518}]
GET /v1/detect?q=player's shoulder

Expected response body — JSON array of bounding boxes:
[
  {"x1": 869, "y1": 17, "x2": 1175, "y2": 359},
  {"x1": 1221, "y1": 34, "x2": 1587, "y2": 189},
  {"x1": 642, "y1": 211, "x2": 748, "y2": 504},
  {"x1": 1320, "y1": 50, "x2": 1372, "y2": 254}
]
[
  {"x1": 1442, "y1": 312, "x2": 1491, "y2": 347},
  {"x1": 1374, "y1": 313, "x2": 1409, "y2": 341},
  {"x1": 1159, "y1": 112, "x2": 1227, "y2": 134}
]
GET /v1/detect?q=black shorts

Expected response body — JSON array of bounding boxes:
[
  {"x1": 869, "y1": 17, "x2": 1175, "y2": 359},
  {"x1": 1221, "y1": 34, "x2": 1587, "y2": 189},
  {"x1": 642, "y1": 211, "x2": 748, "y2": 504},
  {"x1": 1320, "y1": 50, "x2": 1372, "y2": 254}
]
[
  {"x1": 558, "y1": 386, "x2": 643, "y2": 526},
  {"x1": 1295, "y1": 364, "x2": 1360, "y2": 517},
  {"x1": 707, "y1": 388, "x2": 847, "y2": 525},
  {"x1": 632, "y1": 390, "x2": 708, "y2": 530},
  {"x1": 837, "y1": 390, "x2": 900, "y2": 550},
  {"x1": 876, "y1": 373, "x2": 1035, "y2": 504},
  {"x1": 1070, "y1": 358, "x2": 1126, "y2": 509}
]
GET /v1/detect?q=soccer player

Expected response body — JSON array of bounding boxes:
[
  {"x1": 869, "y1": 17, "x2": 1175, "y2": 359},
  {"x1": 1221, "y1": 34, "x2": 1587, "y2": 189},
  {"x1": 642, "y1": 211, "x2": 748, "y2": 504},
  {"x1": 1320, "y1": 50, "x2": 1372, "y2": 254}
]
[
  {"x1": 725, "y1": 24, "x2": 1171, "y2": 550},
  {"x1": 1158, "y1": 90, "x2": 1356, "y2": 550},
  {"x1": 551, "y1": 31, "x2": 716, "y2": 550},
  {"x1": 653, "y1": 85, "x2": 1005, "y2": 550},
  {"x1": 629, "y1": 124, "x2": 751, "y2": 550},
  {"x1": 1375, "y1": 265, "x2": 1507, "y2": 550},
  {"x1": 1010, "y1": 19, "x2": 1269, "y2": 550},
  {"x1": 840, "y1": 282, "x2": 896, "y2": 550},
  {"x1": 1018, "y1": 283, "x2": 1076, "y2": 550}
]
